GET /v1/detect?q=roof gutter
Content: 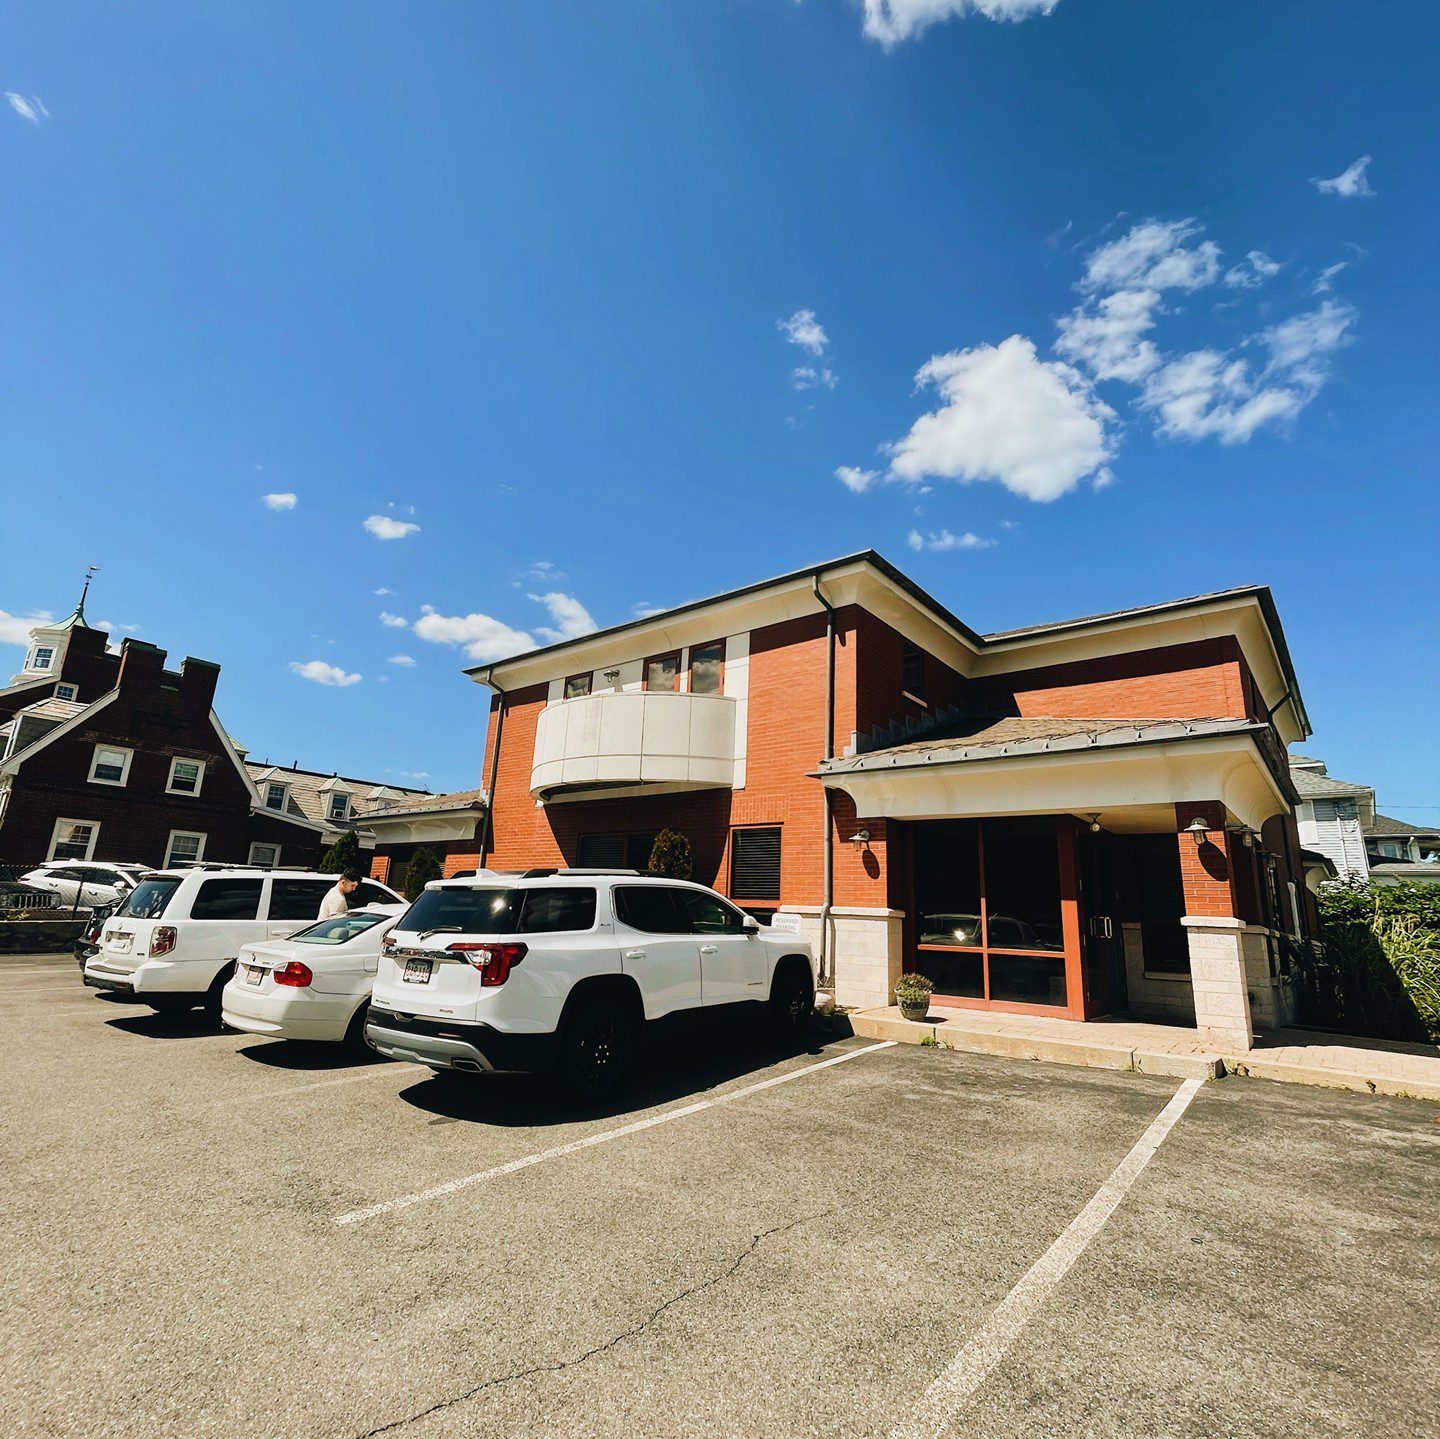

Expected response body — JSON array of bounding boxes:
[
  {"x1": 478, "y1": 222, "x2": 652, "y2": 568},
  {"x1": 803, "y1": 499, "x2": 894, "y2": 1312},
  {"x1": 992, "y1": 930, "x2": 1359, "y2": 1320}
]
[
  {"x1": 812, "y1": 572, "x2": 837, "y2": 991},
  {"x1": 476, "y1": 672, "x2": 507, "y2": 867}
]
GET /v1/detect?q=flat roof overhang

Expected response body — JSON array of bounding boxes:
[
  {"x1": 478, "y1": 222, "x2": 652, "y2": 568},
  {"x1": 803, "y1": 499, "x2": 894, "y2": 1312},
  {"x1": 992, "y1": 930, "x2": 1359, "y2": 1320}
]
[{"x1": 818, "y1": 728, "x2": 1293, "y2": 835}]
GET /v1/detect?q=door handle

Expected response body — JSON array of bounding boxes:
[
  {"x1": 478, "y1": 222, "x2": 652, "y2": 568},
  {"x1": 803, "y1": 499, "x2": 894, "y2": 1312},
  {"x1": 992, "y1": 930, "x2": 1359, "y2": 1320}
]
[
  {"x1": 623, "y1": 949, "x2": 646, "y2": 960},
  {"x1": 699, "y1": 944, "x2": 719, "y2": 955}
]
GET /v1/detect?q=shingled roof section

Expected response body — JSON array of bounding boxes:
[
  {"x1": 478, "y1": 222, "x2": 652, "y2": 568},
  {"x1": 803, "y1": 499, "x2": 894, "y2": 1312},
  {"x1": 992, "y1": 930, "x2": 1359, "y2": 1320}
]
[
  {"x1": 1363, "y1": 813, "x2": 1440, "y2": 840},
  {"x1": 361, "y1": 788, "x2": 486, "y2": 820},
  {"x1": 1288, "y1": 767, "x2": 1373, "y2": 800}
]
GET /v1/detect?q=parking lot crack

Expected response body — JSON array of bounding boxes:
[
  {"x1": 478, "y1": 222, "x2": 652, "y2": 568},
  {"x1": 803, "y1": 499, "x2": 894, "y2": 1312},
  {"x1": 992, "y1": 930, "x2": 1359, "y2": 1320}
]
[{"x1": 347, "y1": 1209, "x2": 828, "y2": 1438}]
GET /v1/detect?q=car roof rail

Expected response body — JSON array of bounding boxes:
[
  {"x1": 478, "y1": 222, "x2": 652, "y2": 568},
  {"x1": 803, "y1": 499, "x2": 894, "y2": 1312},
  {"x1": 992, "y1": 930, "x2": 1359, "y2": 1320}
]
[{"x1": 518, "y1": 867, "x2": 645, "y2": 878}]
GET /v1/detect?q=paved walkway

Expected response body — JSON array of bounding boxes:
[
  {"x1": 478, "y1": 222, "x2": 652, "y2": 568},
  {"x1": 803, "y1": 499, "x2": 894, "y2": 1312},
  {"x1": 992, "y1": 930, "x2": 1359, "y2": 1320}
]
[{"x1": 850, "y1": 1006, "x2": 1440, "y2": 1101}]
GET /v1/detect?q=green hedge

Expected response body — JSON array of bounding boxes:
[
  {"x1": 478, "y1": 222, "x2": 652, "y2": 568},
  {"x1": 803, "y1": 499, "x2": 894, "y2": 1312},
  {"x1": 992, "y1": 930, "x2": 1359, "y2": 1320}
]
[{"x1": 1293, "y1": 880, "x2": 1440, "y2": 1043}]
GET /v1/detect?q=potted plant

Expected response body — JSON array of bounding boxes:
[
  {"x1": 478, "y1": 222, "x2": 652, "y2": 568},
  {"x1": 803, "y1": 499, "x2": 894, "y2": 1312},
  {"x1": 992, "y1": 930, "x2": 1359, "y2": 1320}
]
[{"x1": 894, "y1": 971, "x2": 934, "y2": 1022}]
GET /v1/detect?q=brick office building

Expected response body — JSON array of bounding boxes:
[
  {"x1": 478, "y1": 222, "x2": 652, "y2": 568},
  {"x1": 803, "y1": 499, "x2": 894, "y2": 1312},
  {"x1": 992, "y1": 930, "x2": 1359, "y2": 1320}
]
[
  {"x1": 0, "y1": 605, "x2": 407, "y2": 871},
  {"x1": 392, "y1": 552, "x2": 1315, "y2": 1054}
]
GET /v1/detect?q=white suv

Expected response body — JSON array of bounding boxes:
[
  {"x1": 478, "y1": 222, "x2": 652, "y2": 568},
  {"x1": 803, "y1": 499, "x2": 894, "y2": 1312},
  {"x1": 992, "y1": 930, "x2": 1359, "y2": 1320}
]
[
  {"x1": 84, "y1": 868, "x2": 404, "y2": 1015},
  {"x1": 366, "y1": 870, "x2": 816, "y2": 1092}
]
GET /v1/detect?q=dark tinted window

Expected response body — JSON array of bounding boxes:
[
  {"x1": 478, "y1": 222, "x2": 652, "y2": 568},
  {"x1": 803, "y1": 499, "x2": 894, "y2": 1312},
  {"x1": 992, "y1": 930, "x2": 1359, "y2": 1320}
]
[
  {"x1": 352, "y1": 881, "x2": 397, "y2": 908},
  {"x1": 517, "y1": 887, "x2": 596, "y2": 934},
  {"x1": 118, "y1": 878, "x2": 180, "y2": 919},
  {"x1": 614, "y1": 885, "x2": 687, "y2": 934},
  {"x1": 267, "y1": 879, "x2": 334, "y2": 921},
  {"x1": 677, "y1": 889, "x2": 747, "y2": 934},
  {"x1": 577, "y1": 833, "x2": 626, "y2": 869},
  {"x1": 400, "y1": 887, "x2": 524, "y2": 935},
  {"x1": 730, "y1": 827, "x2": 781, "y2": 901},
  {"x1": 902, "y1": 642, "x2": 925, "y2": 699},
  {"x1": 190, "y1": 878, "x2": 263, "y2": 921}
]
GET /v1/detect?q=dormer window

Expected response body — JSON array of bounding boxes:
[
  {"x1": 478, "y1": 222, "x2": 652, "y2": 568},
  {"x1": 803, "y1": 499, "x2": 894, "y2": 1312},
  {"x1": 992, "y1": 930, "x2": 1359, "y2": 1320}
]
[
  {"x1": 328, "y1": 793, "x2": 351, "y2": 822},
  {"x1": 54, "y1": 683, "x2": 78, "y2": 702},
  {"x1": 264, "y1": 782, "x2": 289, "y2": 812},
  {"x1": 29, "y1": 645, "x2": 55, "y2": 672}
]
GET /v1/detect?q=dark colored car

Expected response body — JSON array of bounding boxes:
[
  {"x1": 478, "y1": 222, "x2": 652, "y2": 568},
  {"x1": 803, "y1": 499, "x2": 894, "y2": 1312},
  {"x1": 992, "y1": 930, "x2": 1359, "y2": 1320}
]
[{"x1": 75, "y1": 901, "x2": 120, "y2": 969}]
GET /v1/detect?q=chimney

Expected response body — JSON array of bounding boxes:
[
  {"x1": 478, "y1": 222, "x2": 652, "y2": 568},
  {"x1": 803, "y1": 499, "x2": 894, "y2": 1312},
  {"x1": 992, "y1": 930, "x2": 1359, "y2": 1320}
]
[
  {"x1": 116, "y1": 638, "x2": 167, "y2": 693},
  {"x1": 178, "y1": 657, "x2": 221, "y2": 715}
]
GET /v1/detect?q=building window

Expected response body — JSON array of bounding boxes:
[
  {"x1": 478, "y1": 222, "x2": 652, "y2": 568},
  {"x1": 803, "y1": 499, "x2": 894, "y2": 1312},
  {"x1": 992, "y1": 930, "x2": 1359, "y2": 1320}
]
[
  {"x1": 29, "y1": 645, "x2": 55, "y2": 672},
  {"x1": 1379, "y1": 841, "x2": 1401, "y2": 859},
  {"x1": 248, "y1": 842, "x2": 281, "y2": 867},
  {"x1": 564, "y1": 672, "x2": 592, "y2": 699},
  {"x1": 264, "y1": 782, "x2": 288, "y2": 811},
  {"x1": 54, "y1": 683, "x2": 78, "y2": 701},
  {"x1": 165, "y1": 830, "x2": 206, "y2": 867},
  {"x1": 89, "y1": 745, "x2": 134, "y2": 787},
  {"x1": 327, "y1": 793, "x2": 351, "y2": 821},
  {"x1": 902, "y1": 642, "x2": 926, "y2": 702},
  {"x1": 643, "y1": 652, "x2": 680, "y2": 692},
  {"x1": 167, "y1": 757, "x2": 206, "y2": 796},
  {"x1": 49, "y1": 818, "x2": 99, "y2": 861},
  {"x1": 730, "y1": 826, "x2": 782, "y2": 901},
  {"x1": 577, "y1": 832, "x2": 656, "y2": 871},
  {"x1": 689, "y1": 642, "x2": 724, "y2": 696}
]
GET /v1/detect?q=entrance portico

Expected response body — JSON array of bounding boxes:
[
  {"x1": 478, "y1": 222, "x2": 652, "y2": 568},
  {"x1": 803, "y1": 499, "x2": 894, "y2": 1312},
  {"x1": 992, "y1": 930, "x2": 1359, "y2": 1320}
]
[{"x1": 817, "y1": 715, "x2": 1304, "y2": 1052}]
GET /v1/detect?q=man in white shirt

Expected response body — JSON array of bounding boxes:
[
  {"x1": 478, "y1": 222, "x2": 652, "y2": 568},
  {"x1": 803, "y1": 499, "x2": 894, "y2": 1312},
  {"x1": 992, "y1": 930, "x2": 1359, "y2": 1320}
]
[{"x1": 319, "y1": 870, "x2": 360, "y2": 921}]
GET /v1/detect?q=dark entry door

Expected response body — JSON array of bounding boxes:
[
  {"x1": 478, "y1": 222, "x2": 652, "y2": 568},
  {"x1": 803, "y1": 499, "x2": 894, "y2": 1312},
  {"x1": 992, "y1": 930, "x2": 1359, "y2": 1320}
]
[{"x1": 1079, "y1": 830, "x2": 1128, "y2": 1018}]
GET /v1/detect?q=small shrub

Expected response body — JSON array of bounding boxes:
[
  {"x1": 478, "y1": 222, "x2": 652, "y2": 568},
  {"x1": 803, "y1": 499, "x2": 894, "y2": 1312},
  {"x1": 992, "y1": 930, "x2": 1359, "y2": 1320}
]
[
  {"x1": 321, "y1": 829, "x2": 363, "y2": 875},
  {"x1": 400, "y1": 847, "x2": 442, "y2": 901},
  {"x1": 647, "y1": 829, "x2": 694, "y2": 881}
]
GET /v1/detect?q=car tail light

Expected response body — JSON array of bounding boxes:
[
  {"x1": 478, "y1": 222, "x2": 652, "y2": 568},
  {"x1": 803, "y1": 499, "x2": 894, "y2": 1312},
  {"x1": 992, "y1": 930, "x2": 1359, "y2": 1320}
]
[
  {"x1": 447, "y1": 941, "x2": 527, "y2": 986},
  {"x1": 273, "y1": 961, "x2": 314, "y2": 988},
  {"x1": 150, "y1": 927, "x2": 177, "y2": 957}
]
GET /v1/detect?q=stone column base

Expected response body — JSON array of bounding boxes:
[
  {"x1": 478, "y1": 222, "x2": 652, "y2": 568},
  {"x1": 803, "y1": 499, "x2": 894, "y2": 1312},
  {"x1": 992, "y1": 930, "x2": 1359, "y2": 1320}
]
[
  {"x1": 1182, "y1": 916, "x2": 1255, "y2": 1051},
  {"x1": 778, "y1": 906, "x2": 904, "y2": 1011}
]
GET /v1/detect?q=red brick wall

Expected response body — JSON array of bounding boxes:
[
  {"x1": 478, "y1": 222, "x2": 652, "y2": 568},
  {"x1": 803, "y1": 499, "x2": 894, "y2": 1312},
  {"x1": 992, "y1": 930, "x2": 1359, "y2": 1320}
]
[{"x1": 1174, "y1": 801, "x2": 1238, "y2": 919}]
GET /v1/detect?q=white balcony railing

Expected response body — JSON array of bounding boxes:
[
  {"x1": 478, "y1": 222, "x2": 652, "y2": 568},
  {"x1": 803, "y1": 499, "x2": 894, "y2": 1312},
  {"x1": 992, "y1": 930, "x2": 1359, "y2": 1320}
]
[{"x1": 530, "y1": 690, "x2": 739, "y2": 799}]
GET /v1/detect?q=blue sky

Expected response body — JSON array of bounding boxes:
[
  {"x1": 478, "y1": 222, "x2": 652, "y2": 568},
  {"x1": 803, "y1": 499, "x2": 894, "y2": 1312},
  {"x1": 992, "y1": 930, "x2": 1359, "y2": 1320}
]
[{"x1": 3, "y1": 1, "x2": 1436, "y2": 819}]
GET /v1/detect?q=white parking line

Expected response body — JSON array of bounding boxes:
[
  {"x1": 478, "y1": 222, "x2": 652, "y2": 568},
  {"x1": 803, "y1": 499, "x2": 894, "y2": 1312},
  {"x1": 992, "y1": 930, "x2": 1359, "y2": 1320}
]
[
  {"x1": 889, "y1": 1076, "x2": 1204, "y2": 1439},
  {"x1": 334, "y1": 1039, "x2": 898, "y2": 1226}
]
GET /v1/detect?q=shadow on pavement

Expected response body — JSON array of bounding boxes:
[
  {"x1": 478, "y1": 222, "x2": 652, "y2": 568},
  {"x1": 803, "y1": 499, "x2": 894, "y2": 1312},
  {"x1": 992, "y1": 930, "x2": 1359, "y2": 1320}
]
[
  {"x1": 395, "y1": 1015, "x2": 841, "y2": 1129},
  {"x1": 236, "y1": 1040, "x2": 386, "y2": 1071},
  {"x1": 104, "y1": 1010, "x2": 225, "y2": 1040}
]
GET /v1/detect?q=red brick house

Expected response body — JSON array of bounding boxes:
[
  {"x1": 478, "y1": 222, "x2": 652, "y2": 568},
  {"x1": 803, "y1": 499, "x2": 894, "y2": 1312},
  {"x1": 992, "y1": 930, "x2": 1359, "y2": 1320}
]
[
  {"x1": 0, "y1": 605, "x2": 398, "y2": 871},
  {"x1": 385, "y1": 552, "x2": 1315, "y2": 1053}
]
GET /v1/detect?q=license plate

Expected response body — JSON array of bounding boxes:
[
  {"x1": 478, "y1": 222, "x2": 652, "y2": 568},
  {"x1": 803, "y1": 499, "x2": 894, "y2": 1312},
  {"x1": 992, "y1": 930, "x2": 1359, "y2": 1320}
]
[
  {"x1": 110, "y1": 936, "x2": 131, "y2": 954},
  {"x1": 244, "y1": 965, "x2": 265, "y2": 986},
  {"x1": 403, "y1": 958, "x2": 433, "y2": 984}
]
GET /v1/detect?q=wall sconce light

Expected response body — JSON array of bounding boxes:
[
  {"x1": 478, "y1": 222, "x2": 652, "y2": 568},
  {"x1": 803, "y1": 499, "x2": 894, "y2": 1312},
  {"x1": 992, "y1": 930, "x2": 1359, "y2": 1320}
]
[
  {"x1": 1084, "y1": 813, "x2": 1104, "y2": 833},
  {"x1": 603, "y1": 669, "x2": 621, "y2": 682},
  {"x1": 1185, "y1": 817, "x2": 1211, "y2": 846},
  {"x1": 1232, "y1": 825, "x2": 1258, "y2": 848},
  {"x1": 848, "y1": 828, "x2": 871, "y2": 846}
]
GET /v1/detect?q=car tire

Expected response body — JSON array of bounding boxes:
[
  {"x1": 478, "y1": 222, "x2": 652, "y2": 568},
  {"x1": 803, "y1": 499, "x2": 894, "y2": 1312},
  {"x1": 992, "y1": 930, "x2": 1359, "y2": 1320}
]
[
  {"x1": 768, "y1": 961, "x2": 815, "y2": 1039},
  {"x1": 556, "y1": 996, "x2": 635, "y2": 1099},
  {"x1": 344, "y1": 1003, "x2": 372, "y2": 1055},
  {"x1": 204, "y1": 966, "x2": 234, "y2": 1022}
]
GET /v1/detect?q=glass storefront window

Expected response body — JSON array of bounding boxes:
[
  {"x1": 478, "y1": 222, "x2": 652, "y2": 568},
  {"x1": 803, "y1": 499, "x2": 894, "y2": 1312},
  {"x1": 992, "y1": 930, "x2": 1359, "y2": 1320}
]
[
  {"x1": 982, "y1": 819, "x2": 1064, "y2": 952},
  {"x1": 914, "y1": 820, "x2": 981, "y2": 950}
]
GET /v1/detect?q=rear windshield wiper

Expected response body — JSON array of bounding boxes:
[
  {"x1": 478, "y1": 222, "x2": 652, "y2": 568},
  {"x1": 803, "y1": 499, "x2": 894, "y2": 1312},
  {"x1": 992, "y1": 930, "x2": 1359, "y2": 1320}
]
[{"x1": 416, "y1": 926, "x2": 462, "y2": 940}]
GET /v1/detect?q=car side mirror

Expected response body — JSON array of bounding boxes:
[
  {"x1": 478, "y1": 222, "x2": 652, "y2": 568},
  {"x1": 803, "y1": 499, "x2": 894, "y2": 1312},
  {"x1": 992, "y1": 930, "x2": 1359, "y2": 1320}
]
[{"x1": 742, "y1": 917, "x2": 761, "y2": 934}]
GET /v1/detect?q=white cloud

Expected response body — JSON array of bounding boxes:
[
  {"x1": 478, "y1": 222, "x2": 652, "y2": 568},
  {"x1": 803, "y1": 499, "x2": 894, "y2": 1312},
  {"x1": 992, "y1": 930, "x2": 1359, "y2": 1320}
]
[
  {"x1": 906, "y1": 528, "x2": 997, "y2": 552},
  {"x1": 1055, "y1": 288, "x2": 1162, "y2": 383},
  {"x1": 289, "y1": 659, "x2": 362, "y2": 687},
  {"x1": 364, "y1": 514, "x2": 420, "y2": 540},
  {"x1": 528, "y1": 591, "x2": 597, "y2": 644},
  {"x1": 1081, "y1": 219, "x2": 1221, "y2": 295},
  {"x1": 387, "y1": 654, "x2": 416, "y2": 667},
  {"x1": 379, "y1": 611, "x2": 409, "y2": 628},
  {"x1": 1224, "y1": 250, "x2": 1282, "y2": 290},
  {"x1": 1307, "y1": 262, "x2": 1347, "y2": 296},
  {"x1": 262, "y1": 492, "x2": 297, "y2": 511},
  {"x1": 5, "y1": 93, "x2": 47, "y2": 125},
  {"x1": 777, "y1": 309, "x2": 828, "y2": 355},
  {"x1": 632, "y1": 602, "x2": 668, "y2": 619},
  {"x1": 884, "y1": 336, "x2": 1115, "y2": 502},
  {"x1": 0, "y1": 608, "x2": 53, "y2": 646},
  {"x1": 412, "y1": 606, "x2": 536, "y2": 662},
  {"x1": 836, "y1": 465, "x2": 879, "y2": 494},
  {"x1": 862, "y1": 0, "x2": 1061, "y2": 46},
  {"x1": 1092, "y1": 466, "x2": 1116, "y2": 491},
  {"x1": 373, "y1": 586, "x2": 395, "y2": 596},
  {"x1": 1263, "y1": 299, "x2": 1356, "y2": 379},
  {"x1": 791, "y1": 365, "x2": 839, "y2": 391},
  {"x1": 1312, "y1": 156, "x2": 1374, "y2": 199}
]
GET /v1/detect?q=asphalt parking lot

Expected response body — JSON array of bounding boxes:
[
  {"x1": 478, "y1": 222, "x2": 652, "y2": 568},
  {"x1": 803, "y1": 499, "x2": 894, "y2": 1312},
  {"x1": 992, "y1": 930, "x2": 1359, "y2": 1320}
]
[{"x1": 3, "y1": 951, "x2": 1437, "y2": 1439}]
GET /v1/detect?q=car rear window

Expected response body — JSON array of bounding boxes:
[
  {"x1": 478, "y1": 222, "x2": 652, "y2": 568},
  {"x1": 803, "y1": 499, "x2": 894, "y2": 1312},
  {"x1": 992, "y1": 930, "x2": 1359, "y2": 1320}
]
[
  {"x1": 291, "y1": 912, "x2": 390, "y2": 945},
  {"x1": 613, "y1": 885, "x2": 687, "y2": 934},
  {"x1": 118, "y1": 878, "x2": 180, "y2": 919},
  {"x1": 189, "y1": 878, "x2": 264, "y2": 921},
  {"x1": 399, "y1": 886, "x2": 596, "y2": 936},
  {"x1": 352, "y1": 881, "x2": 397, "y2": 908},
  {"x1": 267, "y1": 878, "x2": 335, "y2": 921}
]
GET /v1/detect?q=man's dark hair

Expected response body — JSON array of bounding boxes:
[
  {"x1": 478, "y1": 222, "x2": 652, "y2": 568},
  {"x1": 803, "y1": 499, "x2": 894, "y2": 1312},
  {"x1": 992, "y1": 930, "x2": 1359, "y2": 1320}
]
[{"x1": 340, "y1": 869, "x2": 360, "y2": 883}]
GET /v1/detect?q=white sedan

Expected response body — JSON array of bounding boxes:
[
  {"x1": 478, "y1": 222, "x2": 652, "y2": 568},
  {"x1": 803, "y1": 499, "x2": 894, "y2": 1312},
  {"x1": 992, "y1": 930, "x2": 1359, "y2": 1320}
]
[{"x1": 221, "y1": 905, "x2": 406, "y2": 1047}]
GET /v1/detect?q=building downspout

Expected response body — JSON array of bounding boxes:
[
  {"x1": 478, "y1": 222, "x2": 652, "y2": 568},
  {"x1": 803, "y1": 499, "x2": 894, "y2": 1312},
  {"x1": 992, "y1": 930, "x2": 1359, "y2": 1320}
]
[
  {"x1": 476, "y1": 671, "x2": 507, "y2": 868},
  {"x1": 813, "y1": 574, "x2": 837, "y2": 989}
]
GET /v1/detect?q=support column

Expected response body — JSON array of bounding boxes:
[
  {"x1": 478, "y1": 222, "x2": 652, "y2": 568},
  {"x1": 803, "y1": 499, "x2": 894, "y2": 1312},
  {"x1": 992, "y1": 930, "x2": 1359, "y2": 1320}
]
[{"x1": 1175, "y1": 803, "x2": 1254, "y2": 1052}]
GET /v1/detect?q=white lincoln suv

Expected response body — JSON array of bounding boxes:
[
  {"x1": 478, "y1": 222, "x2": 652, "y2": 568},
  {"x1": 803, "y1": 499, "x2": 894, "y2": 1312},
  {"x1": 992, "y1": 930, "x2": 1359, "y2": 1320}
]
[{"x1": 366, "y1": 870, "x2": 816, "y2": 1093}]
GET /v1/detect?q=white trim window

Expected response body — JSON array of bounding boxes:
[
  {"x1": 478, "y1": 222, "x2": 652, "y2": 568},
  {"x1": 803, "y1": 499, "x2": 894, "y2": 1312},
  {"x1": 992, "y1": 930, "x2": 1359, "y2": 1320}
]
[
  {"x1": 89, "y1": 744, "x2": 134, "y2": 787},
  {"x1": 49, "y1": 818, "x2": 99, "y2": 861},
  {"x1": 165, "y1": 830, "x2": 207, "y2": 867},
  {"x1": 54, "y1": 683, "x2": 78, "y2": 701},
  {"x1": 248, "y1": 842, "x2": 281, "y2": 867},
  {"x1": 264, "y1": 782, "x2": 289, "y2": 812},
  {"x1": 327, "y1": 793, "x2": 351, "y2": 822},
  {"x1": 167, "y1": 757, "x2": 207, "y2": 796},
  {"x1": 29, "y1": 645, "x2": 55, "y2": 672}
]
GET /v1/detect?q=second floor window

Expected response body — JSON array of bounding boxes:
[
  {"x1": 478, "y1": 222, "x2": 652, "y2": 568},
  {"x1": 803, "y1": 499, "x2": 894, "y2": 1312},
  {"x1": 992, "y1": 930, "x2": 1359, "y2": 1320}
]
[
  {"x1": 167, "y1": 758, "x2": 205, "y2": 796},
  {"x1": 644, "y1": 652, "x2": 680, "y2": 691},
  {"x1": 564, "y1": 672, "x2": 592, "y2": 699},
  {"x1": 265, "y1": 783, "x2": 288, "y2": 811},
  {"x1": 902, "y1": 642, "x2": 926, "y2": 702},
  {"x1": 690, "y1": 642, "x2": 724, "y2": 696},
  {"x1": 89, "y1": 745, "x2": 133, "y2": 787}
]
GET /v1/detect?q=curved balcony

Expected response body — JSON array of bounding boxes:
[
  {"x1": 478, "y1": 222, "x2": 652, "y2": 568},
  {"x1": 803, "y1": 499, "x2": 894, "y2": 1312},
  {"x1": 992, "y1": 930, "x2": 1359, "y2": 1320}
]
[{"x1": 530, "y1": 690, "x2": 739, "y2": 800}]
